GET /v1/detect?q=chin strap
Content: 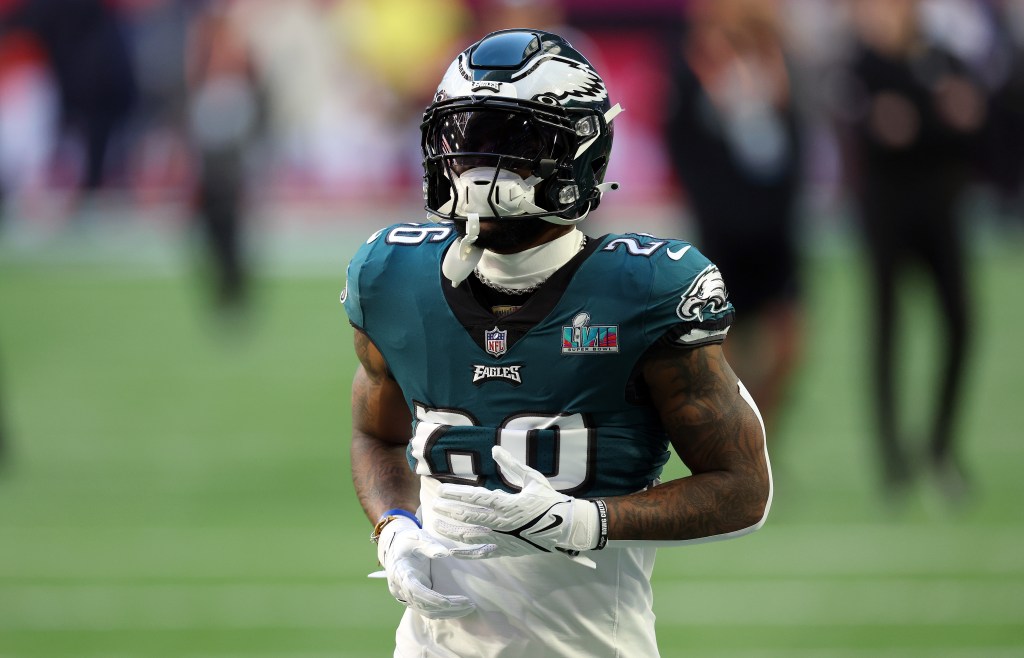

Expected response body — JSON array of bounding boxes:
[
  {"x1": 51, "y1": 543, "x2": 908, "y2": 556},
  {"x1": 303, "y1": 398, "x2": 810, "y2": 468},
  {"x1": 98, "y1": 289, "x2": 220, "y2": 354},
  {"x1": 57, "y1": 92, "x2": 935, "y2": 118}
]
[
  {"x1": 441, "y1": 212, "x2": 483, "y2": 287},
  {"x1": 439, "y1": 168, "x2": 547, "y2": 219}
]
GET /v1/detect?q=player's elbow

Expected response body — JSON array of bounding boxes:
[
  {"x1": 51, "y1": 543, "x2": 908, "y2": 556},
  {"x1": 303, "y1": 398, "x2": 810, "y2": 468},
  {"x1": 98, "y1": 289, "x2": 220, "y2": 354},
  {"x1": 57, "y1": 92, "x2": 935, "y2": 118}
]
[
  {"x1": 718, "y1": 484, "x2": 771, "y2": 540},
  {"x1": 742, "y1": 469, "x2": 773, "y2": 533},
  {"x1": 721, "y1": 466, "x2": 772, "y2": 535}
]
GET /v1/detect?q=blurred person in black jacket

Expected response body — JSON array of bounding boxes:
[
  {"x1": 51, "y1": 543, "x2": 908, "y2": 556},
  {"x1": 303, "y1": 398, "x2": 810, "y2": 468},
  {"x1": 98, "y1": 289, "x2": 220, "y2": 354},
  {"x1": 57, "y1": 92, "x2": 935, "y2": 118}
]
[
  {"x1": 843, "y1": 0, "x2": 985, "y2": 502},
  {"x1": 981, "y1": 0, "x2": 1024, "y2": 228},
  {"x1": 664, "y1": 0, "x2": 804, "y2": 440},
  {"x1": 1, "y1": 0, "x2": 136, "y2": 197},
  {"x1": 185, "y1": 0, "x2": 267, "y2": 313}
]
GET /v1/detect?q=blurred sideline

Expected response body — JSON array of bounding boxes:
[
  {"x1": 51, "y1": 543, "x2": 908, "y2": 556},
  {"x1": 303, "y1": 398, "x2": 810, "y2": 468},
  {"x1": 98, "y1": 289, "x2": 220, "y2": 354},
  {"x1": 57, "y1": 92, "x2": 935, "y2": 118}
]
[{"x1": 0, "y1": 190, "x2": 1018, "y2": 274}]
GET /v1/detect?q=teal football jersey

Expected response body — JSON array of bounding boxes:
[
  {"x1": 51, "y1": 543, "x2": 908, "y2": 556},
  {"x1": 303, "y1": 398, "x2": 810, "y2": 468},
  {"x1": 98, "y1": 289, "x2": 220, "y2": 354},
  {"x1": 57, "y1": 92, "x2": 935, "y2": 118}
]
[{"x1": 342, "y1": 223, "x2": 734, "y2": 498}]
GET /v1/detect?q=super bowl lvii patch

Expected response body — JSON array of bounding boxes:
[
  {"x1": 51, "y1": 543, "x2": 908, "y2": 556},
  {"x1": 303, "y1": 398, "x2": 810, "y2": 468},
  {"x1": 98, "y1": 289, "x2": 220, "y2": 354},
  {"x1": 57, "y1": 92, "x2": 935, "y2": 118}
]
[{"x1": 562, "y1": 312, "x2": 618, "y2": 354}]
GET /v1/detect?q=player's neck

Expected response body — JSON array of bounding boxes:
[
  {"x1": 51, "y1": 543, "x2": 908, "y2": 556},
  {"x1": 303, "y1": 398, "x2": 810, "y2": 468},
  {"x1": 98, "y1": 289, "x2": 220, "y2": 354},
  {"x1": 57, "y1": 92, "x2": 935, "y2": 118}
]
[{"x1": 476, "y1": 229, "x2": 585, "y2": 292}]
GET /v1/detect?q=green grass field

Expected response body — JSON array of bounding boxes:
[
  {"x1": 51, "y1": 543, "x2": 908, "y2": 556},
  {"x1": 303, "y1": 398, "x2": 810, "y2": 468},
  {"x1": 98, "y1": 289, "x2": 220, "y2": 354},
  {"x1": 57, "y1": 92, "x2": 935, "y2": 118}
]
[{"x1": 1, "y1": 229, "x2": 1022, "y2": 657}]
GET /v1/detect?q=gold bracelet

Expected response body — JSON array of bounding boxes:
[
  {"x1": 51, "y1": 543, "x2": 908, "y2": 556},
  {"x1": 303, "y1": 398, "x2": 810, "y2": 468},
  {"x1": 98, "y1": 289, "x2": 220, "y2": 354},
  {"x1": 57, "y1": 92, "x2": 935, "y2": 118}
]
[
  {"x1": 370, "y1": 515, "x2": 400, "y2": 544},
  {"x1": 370, "y1": 509, "x2": 420, "y2": 543}
]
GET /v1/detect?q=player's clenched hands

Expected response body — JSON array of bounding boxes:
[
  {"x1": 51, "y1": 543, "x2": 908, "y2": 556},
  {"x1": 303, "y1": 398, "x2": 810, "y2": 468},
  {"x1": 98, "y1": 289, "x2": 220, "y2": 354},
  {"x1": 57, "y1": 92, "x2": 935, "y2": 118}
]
[
  {"x1": 374, "y1": 516, "x2": 488, "y2": 619},
  {"x1": 431, "y1": 446, "x2": 607, "y2": 568}
]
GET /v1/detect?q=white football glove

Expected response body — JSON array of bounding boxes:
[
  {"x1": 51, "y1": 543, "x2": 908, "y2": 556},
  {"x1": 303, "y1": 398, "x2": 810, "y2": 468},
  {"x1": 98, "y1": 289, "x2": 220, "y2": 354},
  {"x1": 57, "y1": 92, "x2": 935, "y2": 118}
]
[
  {"x1": 431, "y1": 446, "x2": 606, "y2": 568},
  {"x1": 372, "y1": 516, "x2": 488, "y2": 619}
]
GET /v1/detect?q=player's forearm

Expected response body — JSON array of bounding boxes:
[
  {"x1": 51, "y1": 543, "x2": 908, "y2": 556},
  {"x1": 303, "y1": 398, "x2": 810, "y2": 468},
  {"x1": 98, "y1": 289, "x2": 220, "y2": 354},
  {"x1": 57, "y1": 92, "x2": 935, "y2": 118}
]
[
  {"x1": 349, "y1": 355, "x2": 418, "y2": 523},
  {"x1": 601, "y1": 467, "x2": 770, "y2": 542},
  {"x1": 605, "y1": 386, "x2": 771, "y2": 541},
  {"x1": 632, "y1": 345, "x2": 773, "y2": 543},
  {"x1": 350, "y1": 430, "x2": 420, "y2": 524}
]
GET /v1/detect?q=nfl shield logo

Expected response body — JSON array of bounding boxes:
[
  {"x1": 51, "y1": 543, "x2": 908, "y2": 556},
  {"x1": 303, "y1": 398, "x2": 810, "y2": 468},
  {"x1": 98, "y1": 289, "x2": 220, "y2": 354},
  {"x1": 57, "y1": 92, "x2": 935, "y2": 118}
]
[{"x1": 485, "y1": 326, "x2": 507, "y2": 357}]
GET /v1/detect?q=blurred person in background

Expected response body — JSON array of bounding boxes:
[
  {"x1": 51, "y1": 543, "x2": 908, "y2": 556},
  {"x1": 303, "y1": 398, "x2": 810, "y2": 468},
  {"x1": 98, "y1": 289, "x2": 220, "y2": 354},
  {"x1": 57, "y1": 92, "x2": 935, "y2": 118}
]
[
  {"x1": 980, "y1": 0, "x2": 1024, "y2": 229},
  {"x1": 663, "y1": 0, "x2": 805, "y2": 439},
  {"x1": 0, "y1": 25, "x2": 57, "y2": 221},
  {"x1": 334, "y1": 0, "x2": 471, "y2": 191},
  {"x1": 185, "y1": 0, "x2": 267, "y2": 313},
  {"x1": 119, "y1": 0, "x2": 193, "y2": 204},
  {"x1": 342, "y1": 29, "x2": 771, "y2": 656},
  {"x1": 1, "y1": 0, "x2": 136, "y2": 207},
  {"x1": 841, "y1": 0, "x2": 986, "y2": 502}
]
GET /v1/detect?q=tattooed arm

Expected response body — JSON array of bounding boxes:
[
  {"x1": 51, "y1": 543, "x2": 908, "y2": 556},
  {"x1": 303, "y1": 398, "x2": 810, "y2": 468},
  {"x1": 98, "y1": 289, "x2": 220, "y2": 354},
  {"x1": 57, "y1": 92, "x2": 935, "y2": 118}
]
[
  {"x1": 603, "y1": 343, "x2": 772, "y2": 542},
  {"x1": 350, "y1": 328, "x2": 418, "y2": 523}
]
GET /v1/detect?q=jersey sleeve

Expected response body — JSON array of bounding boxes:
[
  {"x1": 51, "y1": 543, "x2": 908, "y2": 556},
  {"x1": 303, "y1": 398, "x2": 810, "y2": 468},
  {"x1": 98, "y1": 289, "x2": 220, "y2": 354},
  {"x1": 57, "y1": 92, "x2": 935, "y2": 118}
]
[
  {"x1": 341, "y1": 222, "x2": 458, "y2": 331},
  {"x1": 644, "y1": 241, "x2": 735, "y2": 348},
  {"x1": 340, "y1": 226, "x2": 389, "y2": 330}
]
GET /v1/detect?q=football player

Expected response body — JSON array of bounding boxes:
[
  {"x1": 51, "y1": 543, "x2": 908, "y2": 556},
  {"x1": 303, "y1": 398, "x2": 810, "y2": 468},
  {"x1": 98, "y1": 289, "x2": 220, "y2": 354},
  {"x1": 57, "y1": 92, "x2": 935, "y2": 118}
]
[{"x1": 342, "y1": 29, "x2": 773, "y2": 657}]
